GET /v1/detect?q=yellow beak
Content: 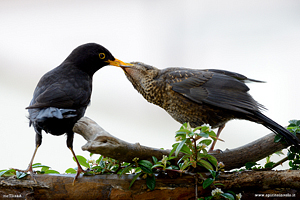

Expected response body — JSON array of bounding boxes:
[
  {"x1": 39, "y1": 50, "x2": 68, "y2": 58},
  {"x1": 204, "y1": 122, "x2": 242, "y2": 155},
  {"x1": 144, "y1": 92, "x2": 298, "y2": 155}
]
[{"x1": 107, "y1": 58, "x2": 132, "y2": 67}]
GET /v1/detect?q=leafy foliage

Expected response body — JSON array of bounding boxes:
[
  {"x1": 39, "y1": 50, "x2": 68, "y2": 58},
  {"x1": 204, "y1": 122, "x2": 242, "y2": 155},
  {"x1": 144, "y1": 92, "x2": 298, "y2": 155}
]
[
  {"x1": 244, "y1": 151, "x2": 283, "y2": 170},
  {"x1": 287, "y1": 120, "x2": 300, "y2": 170},
  {"x1": 0, "y1": 163, "x2": 59, "y2": 178}
]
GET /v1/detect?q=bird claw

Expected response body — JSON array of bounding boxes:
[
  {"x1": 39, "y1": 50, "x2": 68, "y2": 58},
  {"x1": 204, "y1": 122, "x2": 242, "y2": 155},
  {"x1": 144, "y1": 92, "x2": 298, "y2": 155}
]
[
  {"x1": 72, "y1": 166, "x2": 87, "y2": 186},
  {"x1": 11, "y1": 167, "x2": 37, "y2": 183}
]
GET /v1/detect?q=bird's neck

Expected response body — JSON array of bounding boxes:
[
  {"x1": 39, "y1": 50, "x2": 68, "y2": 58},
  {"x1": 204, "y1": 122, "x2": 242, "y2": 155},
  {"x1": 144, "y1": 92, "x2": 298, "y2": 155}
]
[{"x1": 137, "y1": 78, "x2": 166, "y2": 107}]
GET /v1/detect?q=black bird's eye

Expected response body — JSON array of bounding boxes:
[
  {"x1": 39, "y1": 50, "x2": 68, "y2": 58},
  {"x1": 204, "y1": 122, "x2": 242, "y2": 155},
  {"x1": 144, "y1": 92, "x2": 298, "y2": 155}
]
[{"x1": 99, "y1": 53, "x2": 105, "y2": 59}]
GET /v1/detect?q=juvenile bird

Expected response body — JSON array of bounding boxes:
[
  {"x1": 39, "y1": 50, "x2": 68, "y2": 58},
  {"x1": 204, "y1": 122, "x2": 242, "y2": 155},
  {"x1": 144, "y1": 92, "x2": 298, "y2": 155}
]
[
  {"x1": 16, "y1": 43, "x2": 131, "y2": 184},
  {"x1": 120, "y1": 62, "x2": 300, "y2": 150}
]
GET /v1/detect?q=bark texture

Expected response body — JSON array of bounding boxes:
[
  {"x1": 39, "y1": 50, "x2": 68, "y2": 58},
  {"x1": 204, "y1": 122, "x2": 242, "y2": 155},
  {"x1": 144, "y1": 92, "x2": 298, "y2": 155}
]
[{"x1": 1, "y1": 171, "x2": 299, "y2": 200}]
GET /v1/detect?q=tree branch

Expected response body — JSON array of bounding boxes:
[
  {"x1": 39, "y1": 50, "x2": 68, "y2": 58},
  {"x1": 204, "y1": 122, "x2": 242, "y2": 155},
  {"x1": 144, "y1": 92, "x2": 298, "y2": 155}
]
[
  {"x1": 1, "y1": 170, "x2": 299, "y2": 199},
  {"x1": 73, "y1": 117, "x2": 295, "y2": 170}
]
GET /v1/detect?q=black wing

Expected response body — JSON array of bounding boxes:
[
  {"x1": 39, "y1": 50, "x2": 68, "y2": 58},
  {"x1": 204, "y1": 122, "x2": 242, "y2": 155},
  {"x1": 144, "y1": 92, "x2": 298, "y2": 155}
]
[
  {"x1": 169, "y1": 69, "x2": 264, "y2": 114},
  {"x1": 27, "y1": 68, "x2": 91, "y2": 109}
]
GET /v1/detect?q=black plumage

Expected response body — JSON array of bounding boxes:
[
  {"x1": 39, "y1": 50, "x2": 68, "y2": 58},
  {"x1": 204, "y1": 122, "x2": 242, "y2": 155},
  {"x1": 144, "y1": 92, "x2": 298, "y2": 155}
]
[
  {"x1": 120, "y1": 62, "x2": 300, "y2": 150},
  {"x1": 17, "y1": 43, "x2": 130, "y2": 184}
]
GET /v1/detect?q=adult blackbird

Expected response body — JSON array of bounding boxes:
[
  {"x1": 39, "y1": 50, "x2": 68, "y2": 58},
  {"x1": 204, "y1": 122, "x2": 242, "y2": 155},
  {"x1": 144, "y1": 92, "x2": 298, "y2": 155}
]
[
  {"x1": 120, "y1": 62, "x2": 300, "y2": 150},
  {"x1": 16, "y1": 43, "x2": 131, "y2": 184}
]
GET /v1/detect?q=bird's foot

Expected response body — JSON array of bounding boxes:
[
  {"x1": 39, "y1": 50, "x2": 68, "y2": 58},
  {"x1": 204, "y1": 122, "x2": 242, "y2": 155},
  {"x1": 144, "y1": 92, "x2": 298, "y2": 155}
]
[
  {"x1": 72, "y1": 166, "x2": 87, "y2": 186},
  {"x1": 11, "y1": 166, "x2": 37, "y2": 183}
]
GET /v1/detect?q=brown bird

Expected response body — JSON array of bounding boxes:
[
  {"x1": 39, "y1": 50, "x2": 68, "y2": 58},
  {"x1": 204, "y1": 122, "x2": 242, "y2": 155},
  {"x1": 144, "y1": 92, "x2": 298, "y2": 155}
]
[
  {"x1": 120, "y1": 62, "x2": 300, "y2": 150},
  {"x1": 14, "y1": 43, "x2": 130, "y2": 184}
]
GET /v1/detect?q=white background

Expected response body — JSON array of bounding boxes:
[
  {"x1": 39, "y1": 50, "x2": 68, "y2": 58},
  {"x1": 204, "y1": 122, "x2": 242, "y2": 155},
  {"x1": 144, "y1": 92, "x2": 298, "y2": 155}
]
[{"x1": 1, "y1": 0, "x2": 299, "y2": 172}]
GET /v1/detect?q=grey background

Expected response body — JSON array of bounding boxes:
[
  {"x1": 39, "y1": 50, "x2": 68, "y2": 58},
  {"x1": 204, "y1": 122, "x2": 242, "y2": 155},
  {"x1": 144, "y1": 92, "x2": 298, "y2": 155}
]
[{"x1": 1, "y1": 0, "x2": 299, "y2": 172}]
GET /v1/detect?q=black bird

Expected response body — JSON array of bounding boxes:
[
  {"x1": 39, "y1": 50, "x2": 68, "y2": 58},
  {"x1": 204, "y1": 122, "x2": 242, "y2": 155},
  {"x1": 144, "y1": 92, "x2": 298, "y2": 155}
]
[
  {"x1": 16, "y1": 43, "x2": 131, "y2": 184},
  {"x1": 120, "y1": 62, "x2": 300, "y2": 150}
]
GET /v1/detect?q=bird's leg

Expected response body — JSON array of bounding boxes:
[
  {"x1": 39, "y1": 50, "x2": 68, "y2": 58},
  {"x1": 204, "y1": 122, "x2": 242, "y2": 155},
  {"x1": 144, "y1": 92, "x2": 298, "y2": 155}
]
[
  {"x1": 67, "y1": 132, "x2": 86, "y2": 185},
  {"x1": 208, "y1": 124, "x2": 225, "y2": 153},
  {"x1": 12, "y1": 133, "x2": 42, "y2": 183}
]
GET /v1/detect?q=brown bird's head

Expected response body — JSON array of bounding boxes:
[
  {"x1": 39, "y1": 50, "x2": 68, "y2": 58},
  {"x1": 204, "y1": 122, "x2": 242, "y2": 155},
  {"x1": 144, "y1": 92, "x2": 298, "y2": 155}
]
[
  {"x1": 120, "y1": 62, "x2": 160, "y2": 95},
  {"x1": 65, "y1": 43, "x2": 131, "y2": 76}
]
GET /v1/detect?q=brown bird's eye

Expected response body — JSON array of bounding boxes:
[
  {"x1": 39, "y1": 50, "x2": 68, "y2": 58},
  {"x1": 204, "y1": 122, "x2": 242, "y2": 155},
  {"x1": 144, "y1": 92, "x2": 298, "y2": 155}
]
[{"x1": 99, "y1": 53, "x2": 105, "y2": 59}]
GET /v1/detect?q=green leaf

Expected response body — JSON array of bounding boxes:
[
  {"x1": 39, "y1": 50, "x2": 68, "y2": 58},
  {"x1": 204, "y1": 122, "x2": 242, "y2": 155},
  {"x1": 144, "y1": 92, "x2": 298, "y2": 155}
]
[
  {"x1": 274, "y1": 150, "x2": 284, "y2": 156},
  {"x1": 0, "y1": 169, "x2": 15, "y2": 177},
  {"x1": 208, "y1": 169, "x2": 217, "y2": 179},
  {"x1": 175, "y1": 132, "x2": 187, "y2": 139},
  {"x1": 293, "y1": 160, "x2": 300, "y2": 164},
  {"x1": 202, "y1": 148, "x2": 208, "y2": 156},
  {"x1": 0, "y1": 170, "x2": 8, "y2": 177},
  {"x1": 152, "y1": 164, "x2": 164, "y2": 169},
  {"x1": 175, "y1": 138, "x2": 187, "y2": 157},
  {"x1": 84, "y1": 171, "x2": 95, "y2": 176},
  {"x1": 187, "y1": 130, "x2": 195, "y2": 137},
  {"x1": 169, "y1": 143, "x2": 179, "y2": 158},
  {"x1": 139, "y1": 165, "x2": 153, "y2": 174},
  {"x1": 177, "y1": 124, "x2": 186, "y2": 131},
  {"x1": 168, "y1": 156, "x2": 177, "y2": 160},
  {"x1": 165, "y1": 166, "x2": 173, "y2": 170},
  {"x1": 32, "y1": 164, "x2": 51, "y2": 169},
  {"x1": 198, "y1": 160, "x2": 214, "y2": 171},
  {"x1": 152, "y1": 156, "x2": 158, "y2": 164},
  {"x1": 287, "y1": 151, "x2": 295, "y2": 160},
  {"x1": 146, "y1": 175, "x2": 156, "y2": 190},
  {"x1": 138, "y1": 160, "x2": 153, "y2": 169},
  {"x1": 178, "y1": 161, "x2": 191, "y2": 171},
  {"x1": 92, "y1": 166, "x2": 103, "y2": 173},
  {"x1": 274, "y1": 135, "x2": 282, "y2": 143},
  {"x1": 32, "y1": 163, "x2": 42, "y2": 167},
  {"x1": 171, "y1": 165, "x2": 179, "y2": 170},
  {"x1": 99, "y1": 160, "x2": 105, "y2": 168},
  {"x1": 16, "y1": 171, "x2": 27, "y2": 179},
  {"x1": 290, "y1": 146, "x2": 300, "y2": 154},
  {"x1": 96, "y1": 155, "x2": 103, "y2": 164},
  {"x1": 206, "y1": 155, "x2": 218, "y2": 168},
  {"x1": 138, "y1": 160, "x2": 153, "y2": 174},
  {"x1": 221, "y1": 193, "x2": 235, "y2": 200},
  {"x1": 202, "y1": 178, "x2": 214, "y2": 189},
  {"x1": 186, "y1": 122, "x2": 192, "y2": 131},
  {"x1": 180, "y1": 144, "x2": 192, "y2": 155},
  {"x1": 41, "y1": 166, "x2": 50, "y2": 172},
  {"x1": 44, "y1": 170, "x2": 60, "y2": 174},
  {"x1": 177, "y1": 154, "x2": 190, "y2": 165},
  {"x1": 199, "y1": 139, "x2": 212, "y2": 146},
  {"x1": 198, "y1": 131, "x2": 209, "y2": 138},
  {"x1": 264, "y1": 162, "x2": 275, "y2": 169},
  {"x1": 288, "y1": 120, "x2": 299, "y2": 126},
  {"x1": 73, "y1": 155, "x2": 90, "y2": 169},
  {"x1": 129, "y1": 172, "x2": 142, "y2": 189},
  {"x1": 245, "y1": 162, "x2": 258, "y2": 170},
  {"x1": 65, "y1": 168, "x2": 77, "y2": 174},
  {"x1": 119, "y1": 164, "x2": 133, "y2": 175},
  {"x1": 208, "y1": 130, "x2": 217, "y2": 138}
]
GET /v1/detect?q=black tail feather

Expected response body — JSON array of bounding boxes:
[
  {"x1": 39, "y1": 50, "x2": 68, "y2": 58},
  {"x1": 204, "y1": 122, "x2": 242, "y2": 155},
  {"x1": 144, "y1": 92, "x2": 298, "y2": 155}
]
[{"x1": 253, "y1": 111, "x2": 300, "y2": 147}]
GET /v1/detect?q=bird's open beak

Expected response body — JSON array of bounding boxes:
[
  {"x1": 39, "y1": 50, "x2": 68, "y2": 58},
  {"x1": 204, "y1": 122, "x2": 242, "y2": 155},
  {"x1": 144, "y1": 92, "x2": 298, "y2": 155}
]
[
  {"x1": 120, "y1": 64, "x2": 131, "y2": 70},
  {"x1": 107, "y1": 58, "x2": 132, "y2": 67}
]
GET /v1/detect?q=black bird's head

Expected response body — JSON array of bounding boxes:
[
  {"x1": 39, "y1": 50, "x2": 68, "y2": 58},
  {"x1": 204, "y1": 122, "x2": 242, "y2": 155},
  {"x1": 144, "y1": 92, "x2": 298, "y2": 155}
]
[
  {"x1": 120, "y1": 62, "x2": 160, "y2": 96},
  {"x1": 65, "y1": 43, "x2": 130, "y2": 76}
]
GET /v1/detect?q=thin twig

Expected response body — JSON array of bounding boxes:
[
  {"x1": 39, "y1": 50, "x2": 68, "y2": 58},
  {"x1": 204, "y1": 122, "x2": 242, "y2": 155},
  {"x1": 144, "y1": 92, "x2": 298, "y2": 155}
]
[{"x1": 271, "y1": 156, "x2": 289, "y2": 170}]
